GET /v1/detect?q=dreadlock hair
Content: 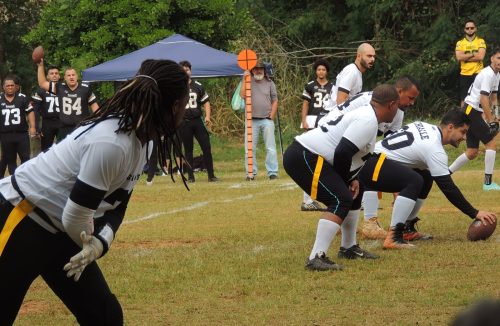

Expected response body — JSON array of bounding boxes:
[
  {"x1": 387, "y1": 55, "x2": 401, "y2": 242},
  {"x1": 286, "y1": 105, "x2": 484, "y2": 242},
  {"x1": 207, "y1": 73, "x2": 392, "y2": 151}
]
[{"x1": 80, "y1": 59, "x2": 189, "y2": 184}]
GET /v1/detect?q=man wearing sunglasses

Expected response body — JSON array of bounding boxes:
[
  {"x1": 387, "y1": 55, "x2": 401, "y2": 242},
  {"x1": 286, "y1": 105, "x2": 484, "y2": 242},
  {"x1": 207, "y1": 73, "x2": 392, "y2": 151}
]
[{"x1": 455, "y1": 20, "x2": 487, "y2": 107}]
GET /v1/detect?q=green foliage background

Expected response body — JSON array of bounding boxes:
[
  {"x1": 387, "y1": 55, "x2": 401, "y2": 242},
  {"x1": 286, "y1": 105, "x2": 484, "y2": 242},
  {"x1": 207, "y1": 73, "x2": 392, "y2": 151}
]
[{"x1": 0, "y1": 0, "x2": 499, "y2": 136}]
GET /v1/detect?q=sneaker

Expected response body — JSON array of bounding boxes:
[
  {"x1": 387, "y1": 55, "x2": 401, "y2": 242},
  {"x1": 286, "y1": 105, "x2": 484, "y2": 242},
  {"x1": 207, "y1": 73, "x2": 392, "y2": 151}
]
[
  {"x1": 246, "y1": 176, "x2": 255, "y2": 181},
  {"x1": 300, "y1": 201, "x2": 325, "y2": 212},
  {"x1": 269, "y1": 175, "x2": 278, "y2": 180},
  {"x1": 208, "y1": 176, "x2": 220, "y2": 182},
  {"x1": 305, "y1": 252, "x2": 343, "y2": 271},
  {"x1": 483, "y1": 182, "x2": 500, "y2": 191},
  {"x1": 338, "y1": 244, "x2": 379, "y2": 259},
  {"x1": 187, "y1": 177, "x2": 195, "y2": 183},
  {"x1": 403, "y1": 217, "x2": 433, "y2": 241},
  {"x1": 383, "y1": 223, "x2": 416, "y2": 249},
  {"x1": 360, "y1": 217, "x2": 387, "y2": 240},
  {"x1": 146, "y1": 181, "x2": 153, "y2": 186}
]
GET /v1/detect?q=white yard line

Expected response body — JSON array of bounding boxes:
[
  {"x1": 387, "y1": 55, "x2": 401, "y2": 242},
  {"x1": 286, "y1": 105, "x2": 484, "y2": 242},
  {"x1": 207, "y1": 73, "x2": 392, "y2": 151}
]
[{"x1": 124, "y1": 182, "x2": 298, "y2": 225}]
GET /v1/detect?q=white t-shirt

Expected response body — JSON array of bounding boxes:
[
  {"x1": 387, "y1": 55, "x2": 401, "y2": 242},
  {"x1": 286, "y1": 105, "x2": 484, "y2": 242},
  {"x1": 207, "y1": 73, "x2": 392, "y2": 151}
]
[
  {"x1": 374, "y1": 121, "x2": 449, "y2": 177},
  {"x1": 326, "y1": 91, "x2": 404, "y2": 134},
  {"x1": 0, "y1": 118, "x2": 150, "y2": 232},
  {"x1": 324, "y1": 63, "x2": 363, "y2": 109},
  {"x1": 296, "y1": 106, "x2": 379, "y2": 173},
  {"x1": 464, "y1": 66, "x2": 500, "y2": 112}
]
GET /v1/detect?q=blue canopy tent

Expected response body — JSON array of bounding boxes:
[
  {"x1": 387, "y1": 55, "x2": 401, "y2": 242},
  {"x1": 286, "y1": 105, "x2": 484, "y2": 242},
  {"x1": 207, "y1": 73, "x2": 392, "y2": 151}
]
[{"x1": 82, "y1": 34, "x2": 243, "y2": 82}]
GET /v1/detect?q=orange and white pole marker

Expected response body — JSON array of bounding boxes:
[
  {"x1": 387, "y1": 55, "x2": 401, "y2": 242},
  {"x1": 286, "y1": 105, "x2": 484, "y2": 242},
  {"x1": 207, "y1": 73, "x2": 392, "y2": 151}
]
[{"x1": 237, "y1": 49, "x2": 257, "y2": 180}]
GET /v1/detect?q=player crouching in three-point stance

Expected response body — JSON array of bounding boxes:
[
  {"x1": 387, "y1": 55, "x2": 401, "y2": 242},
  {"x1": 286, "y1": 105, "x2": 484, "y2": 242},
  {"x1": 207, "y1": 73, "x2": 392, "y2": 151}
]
[
  {"x1": 0, "y1": 60, "x2": 189, "y2": 325},
  {"x1": 358, "y1": 109, "x2": 497, "y2": 249},
  {"x1": 284, "y1": 84, "x2": 400, "y2": 271}
]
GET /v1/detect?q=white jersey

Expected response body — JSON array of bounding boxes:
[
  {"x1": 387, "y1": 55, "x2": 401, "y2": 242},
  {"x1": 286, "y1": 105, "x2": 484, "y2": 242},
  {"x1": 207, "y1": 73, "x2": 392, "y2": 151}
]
[
  {"x1": 324, "y1": 63, "x2": 362, "y2": 109},
  {"x1": 296, "y1": 106, "x2": 378, "y2": 173},
  {"x1": 0, "y1": 118, "x2": 150, "y2": 232},
  {"x1": 464, "y1": 66, "x2": 500, "y2": 112},
  {"x1": 374, "y1": 121, "x2": 449, "y2": 177},
  {"x1": 327, "y1": 91, "x2": 404, "y2": 134}
]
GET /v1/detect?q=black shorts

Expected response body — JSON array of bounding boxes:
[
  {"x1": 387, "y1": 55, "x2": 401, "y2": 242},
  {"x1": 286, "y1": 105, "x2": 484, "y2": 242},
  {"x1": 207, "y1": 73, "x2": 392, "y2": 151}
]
[
  {"x1": 463, "y1": 104, "x2": 495, "y2": 148},
  {"x1": 359, "y1": 154, "x2": 433, "y2": 200},
  {"x1": 459, "y1": 74, "x2": 476, "y2": 102},
  {"x1": 283, "y1": 140, "x2": 362, "y2": 218}
]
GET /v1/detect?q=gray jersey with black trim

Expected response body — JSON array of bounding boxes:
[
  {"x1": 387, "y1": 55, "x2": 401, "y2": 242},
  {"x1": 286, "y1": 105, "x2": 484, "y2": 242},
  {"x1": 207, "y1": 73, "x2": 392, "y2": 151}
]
[{"x1": 0, "y1": 118, "x2": 150, "y2": 232}]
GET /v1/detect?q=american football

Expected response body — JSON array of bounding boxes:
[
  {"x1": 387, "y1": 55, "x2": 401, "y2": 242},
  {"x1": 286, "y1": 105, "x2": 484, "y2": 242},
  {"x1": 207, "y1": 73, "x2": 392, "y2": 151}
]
[
  {"x1": 32, "y1": 46, "x2": 44, "y2": 64},
  {"x1": 467, "y1": 218, "x2": 497, "y2": 241}
]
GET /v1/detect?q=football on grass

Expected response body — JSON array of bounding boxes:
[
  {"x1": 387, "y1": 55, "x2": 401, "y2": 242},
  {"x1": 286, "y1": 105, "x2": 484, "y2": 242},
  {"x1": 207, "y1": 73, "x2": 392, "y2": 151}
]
[
  {"x1": 32, "y1": 46, "x2": 44, "y2": 64},
  {"x1": 467, "y1": 218, "x2": 497, "y2": 241}
]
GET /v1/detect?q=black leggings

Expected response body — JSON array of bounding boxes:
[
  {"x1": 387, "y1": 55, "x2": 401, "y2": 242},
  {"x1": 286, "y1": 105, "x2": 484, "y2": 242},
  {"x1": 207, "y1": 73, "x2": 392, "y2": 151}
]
[
  {"x1": 179, "y1": 118, "x2": 215, "y2": 178},
  {"x1": 359, "y1": 155, "x2": 433, "y2": 200},
  {"x1": 283, "y1": 141, "x2": 362, "y2": 219},
  {"x1": 0, "y1": 198, "x2": 123, "y2": 325}
]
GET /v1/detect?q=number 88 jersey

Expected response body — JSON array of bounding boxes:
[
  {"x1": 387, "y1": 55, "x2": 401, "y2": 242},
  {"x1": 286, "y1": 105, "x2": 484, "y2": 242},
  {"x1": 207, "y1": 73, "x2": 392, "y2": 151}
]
[{"x1": 374, "y1": 121, "x2": 449, "y2": 177}]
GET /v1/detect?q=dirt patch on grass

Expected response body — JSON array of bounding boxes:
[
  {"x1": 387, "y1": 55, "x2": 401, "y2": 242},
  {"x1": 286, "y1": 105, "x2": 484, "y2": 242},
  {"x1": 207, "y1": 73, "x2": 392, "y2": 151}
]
[
  {"x1": 19, "y1": 300, "x2": 49, "y2": 315},
  {"x1": 113, "y1": 238, "x2": 212, "y2": 249}
]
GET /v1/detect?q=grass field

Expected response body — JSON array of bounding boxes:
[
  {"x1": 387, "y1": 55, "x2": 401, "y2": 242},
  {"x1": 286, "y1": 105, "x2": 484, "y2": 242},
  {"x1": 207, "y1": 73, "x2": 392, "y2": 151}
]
[{"x1": 16, "y1": 136, "x2": 500, "y2": 325}]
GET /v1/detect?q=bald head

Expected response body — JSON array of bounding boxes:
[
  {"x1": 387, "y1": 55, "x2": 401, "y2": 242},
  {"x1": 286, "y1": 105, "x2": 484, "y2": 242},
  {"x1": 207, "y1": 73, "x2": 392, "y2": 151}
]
[{"x1": 355, "y1": 43, "x2": 376, "y2": 72}]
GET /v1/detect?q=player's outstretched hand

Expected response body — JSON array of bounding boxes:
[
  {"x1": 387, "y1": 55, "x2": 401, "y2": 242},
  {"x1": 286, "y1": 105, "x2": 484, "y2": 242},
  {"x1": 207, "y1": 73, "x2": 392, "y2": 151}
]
[
  {"x1": 475, "y1": 211, "x2": 497, "y2": 226},
  {"x1": 63, "y1": 231, "x2": 103, "y2": 282}
]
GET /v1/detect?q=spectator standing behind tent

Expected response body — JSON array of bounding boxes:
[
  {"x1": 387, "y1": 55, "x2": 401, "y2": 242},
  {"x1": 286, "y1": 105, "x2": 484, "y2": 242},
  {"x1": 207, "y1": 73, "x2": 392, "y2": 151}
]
[
  {"x1": 37, "y1": 58, "x2": 99, "y2": 140},
  {"x1": 178, "y1": 60, "x2": 219, "y2": 183},
  {"x1": 239, "y1": 62, "x2": 279, "y2": 180}
]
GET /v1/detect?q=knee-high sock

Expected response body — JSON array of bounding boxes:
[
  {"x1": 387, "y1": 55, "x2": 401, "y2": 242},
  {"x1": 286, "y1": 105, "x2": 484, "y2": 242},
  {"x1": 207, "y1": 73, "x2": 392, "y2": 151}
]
[
  {"x1": 485, "y1": 149, "x2": 496, "y2": 184},
  {"x1": 407, "y1": 199, "x2": 425, "y2": 222},
  {"x1": 449, "y1": 153, "x2": 471, "y2": 173},
  {"x1": 390, "y1": 196, "x2": 416, "y2": 227},
  {"x1": 362, "y1": 191, "x2": 379, "y2": 220},
  {"x1": 309, "y1": 219, "x2": 340, "y2": 260},
  {"x1": 303, "y1": 192, "x2": 313, "y2": 204},
  {"x1": 341, "y1": 210, "x2": 359, "y2": 248}
]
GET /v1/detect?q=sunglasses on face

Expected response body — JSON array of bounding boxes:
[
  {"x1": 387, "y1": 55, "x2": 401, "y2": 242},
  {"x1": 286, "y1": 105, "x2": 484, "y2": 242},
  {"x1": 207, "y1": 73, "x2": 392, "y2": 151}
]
[{"x1": 465, "y1": 27, "x2": 475, "y2": 30}]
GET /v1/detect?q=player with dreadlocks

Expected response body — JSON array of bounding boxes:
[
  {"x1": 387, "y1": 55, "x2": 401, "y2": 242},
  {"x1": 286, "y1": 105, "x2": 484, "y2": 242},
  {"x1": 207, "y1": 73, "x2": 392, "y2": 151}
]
[{"x1": 0, "y1": 59, "x2": 189, "y2": 325}]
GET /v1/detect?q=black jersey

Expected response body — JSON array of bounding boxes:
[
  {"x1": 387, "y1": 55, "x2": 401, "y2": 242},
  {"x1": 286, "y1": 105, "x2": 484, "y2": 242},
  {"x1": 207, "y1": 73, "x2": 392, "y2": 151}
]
[
  {"x1": 0, "y1": 92, "x2": 33, "y2": 133},
  {"x1": 48, "y1": 81, "x2": 97, "y2": 126},
  {"x1": 301, "y1": 80, "x2": 334, "y2": 116},
  {"x1": 32, "y1": 88, "x2": 60, "y2": 119},
  {"x1": 184, "y1": 80, "x2": 209, "y2": 120}
]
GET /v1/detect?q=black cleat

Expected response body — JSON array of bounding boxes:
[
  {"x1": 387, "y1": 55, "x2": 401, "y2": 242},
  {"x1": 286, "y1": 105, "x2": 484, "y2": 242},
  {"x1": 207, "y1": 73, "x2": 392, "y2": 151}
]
[
  {"x1": 338, "y1": 244, "x2": 379, "y2": 259},
  {"x1": 305, "y1": 252, "x2": 343, "y2": 271},
  {"x1": 208, "y1": 176, "x2": 220, "y2": 182}
]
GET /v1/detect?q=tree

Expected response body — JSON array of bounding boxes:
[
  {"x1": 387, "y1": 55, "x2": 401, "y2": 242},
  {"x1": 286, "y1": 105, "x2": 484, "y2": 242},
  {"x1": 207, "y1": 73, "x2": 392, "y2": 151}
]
[
  {"x1": 23, "y1": 0, "x2": 250, "y2": 75},
  {"x1": 0, "y1": 0, "x2": 45, "y2": 92}
]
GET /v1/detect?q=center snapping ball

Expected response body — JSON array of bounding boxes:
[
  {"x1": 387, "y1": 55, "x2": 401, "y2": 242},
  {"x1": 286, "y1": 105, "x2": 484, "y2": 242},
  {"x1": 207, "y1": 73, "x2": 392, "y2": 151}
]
[
  {"x1": 32, "y1": 46, "x2": 44, "y2": 64},
  {"x1": 467, "y1": 218, "x2": 497, "y2": 241}
]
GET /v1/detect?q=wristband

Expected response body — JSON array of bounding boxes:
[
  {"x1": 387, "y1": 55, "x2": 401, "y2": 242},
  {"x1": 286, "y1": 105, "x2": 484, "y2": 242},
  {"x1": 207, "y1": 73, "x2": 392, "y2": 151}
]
[{"x1": 94, "y1": 224, "x2": 114, "y2": 256}]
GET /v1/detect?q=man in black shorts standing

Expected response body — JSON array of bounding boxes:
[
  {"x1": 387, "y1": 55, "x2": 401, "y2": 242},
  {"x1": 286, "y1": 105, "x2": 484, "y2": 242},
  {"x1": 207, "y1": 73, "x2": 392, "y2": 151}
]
[{"x1": 449, "y1": 47, "x2": 500, "y2": 190}]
